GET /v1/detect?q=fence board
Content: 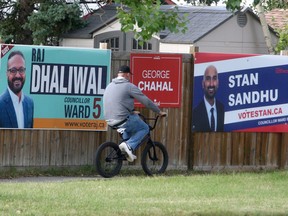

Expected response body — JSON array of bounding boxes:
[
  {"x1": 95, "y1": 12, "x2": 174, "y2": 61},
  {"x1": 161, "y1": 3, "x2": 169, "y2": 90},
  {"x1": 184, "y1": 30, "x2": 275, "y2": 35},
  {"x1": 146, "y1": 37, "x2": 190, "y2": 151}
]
[
  {"x1": 280, "y1": 134, "x2": 288, "y2": 168},
  {"x1": 0, "y1": 129, "x2": 3, "y2": 166},
  {"x1": 220, "y1": 133, "x2": 229, "y2": 166},
  {"x1": 214, "y1": 133, "x2": 221, "y2": 167},
  {"x1": 271, "y1": 134, "x2": 281, "y2": 166},
  {"x1": 0, "y1": 51, "x2": 287, "y2": 171}
]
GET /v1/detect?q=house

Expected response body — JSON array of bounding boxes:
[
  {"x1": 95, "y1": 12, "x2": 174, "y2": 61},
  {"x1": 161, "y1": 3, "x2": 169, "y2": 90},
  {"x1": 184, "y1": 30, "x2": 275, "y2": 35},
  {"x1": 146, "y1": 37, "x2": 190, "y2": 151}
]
[{"x1": 61, "y1": 4, "x2": 279, "y2": 54}]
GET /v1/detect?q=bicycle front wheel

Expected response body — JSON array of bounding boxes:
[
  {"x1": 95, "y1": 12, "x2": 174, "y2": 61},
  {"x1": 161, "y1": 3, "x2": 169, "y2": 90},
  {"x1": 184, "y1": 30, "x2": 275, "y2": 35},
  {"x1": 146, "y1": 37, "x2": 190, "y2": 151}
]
[
  {"x1": 95, "y1": 142, "x2": 123, "y2": 178},
  {"x1": 141, "y1": 141, "x2": 169, "y2": 176}
]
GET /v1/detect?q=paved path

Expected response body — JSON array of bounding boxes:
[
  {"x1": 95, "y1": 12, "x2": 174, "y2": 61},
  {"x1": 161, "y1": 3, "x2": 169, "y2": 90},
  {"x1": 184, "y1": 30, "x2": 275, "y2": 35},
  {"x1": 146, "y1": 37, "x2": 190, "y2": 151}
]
[{"x1": 0, "y1": 176, "x2": 100, "y2": 183}]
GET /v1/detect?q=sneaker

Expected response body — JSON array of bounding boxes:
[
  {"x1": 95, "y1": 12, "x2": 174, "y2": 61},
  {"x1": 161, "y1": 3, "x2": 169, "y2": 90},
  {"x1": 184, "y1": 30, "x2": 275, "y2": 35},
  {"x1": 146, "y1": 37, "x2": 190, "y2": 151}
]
[{"x1": 119, "y1": 142, "x2": 137, "y2": 162}]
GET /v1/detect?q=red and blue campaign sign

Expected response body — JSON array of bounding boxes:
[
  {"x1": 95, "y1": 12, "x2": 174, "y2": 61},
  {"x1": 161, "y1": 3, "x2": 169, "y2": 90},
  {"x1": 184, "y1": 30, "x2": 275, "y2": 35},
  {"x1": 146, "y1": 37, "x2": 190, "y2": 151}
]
[
  {"x1": 130, "y1": 53, "x2": 182, "y2": 108},
  {"x1": 193, "y1": 52, "x2": 288, "y2": 132}
]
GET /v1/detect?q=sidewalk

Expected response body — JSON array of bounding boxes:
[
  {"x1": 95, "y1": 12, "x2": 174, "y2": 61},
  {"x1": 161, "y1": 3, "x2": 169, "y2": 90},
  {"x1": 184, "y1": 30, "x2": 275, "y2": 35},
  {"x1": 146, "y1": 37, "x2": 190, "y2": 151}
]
[{"x1": 0, "y1": 176, "x2": 99, "y2": 183}]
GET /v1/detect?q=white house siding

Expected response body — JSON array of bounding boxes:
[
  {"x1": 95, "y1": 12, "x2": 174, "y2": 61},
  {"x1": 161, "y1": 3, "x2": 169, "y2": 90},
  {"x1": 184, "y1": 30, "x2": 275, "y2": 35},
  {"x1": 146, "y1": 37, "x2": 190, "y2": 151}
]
[
  {"x1": 159, "y1": 43, "x2": 193, "y2": 53},
  {"x1": 193, "y1": 13, "x2": 278, "y2": 54},
  {"x1": 60, "y1": 20, "x2": 121, "y2": 48},
  {"x1": 60, "y1": 38, "x2": 93, "y2": 48}
]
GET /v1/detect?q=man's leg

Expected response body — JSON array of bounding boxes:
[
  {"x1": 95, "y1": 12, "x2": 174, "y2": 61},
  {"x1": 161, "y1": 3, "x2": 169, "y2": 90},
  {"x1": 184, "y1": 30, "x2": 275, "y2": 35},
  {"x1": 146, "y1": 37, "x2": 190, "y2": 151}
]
[
  {"x1": 120, "y1": 114, "x2": 149, "y2": 161},
  {"x1": 124, "y1": 114, "x2": 149, "y2": 150}
]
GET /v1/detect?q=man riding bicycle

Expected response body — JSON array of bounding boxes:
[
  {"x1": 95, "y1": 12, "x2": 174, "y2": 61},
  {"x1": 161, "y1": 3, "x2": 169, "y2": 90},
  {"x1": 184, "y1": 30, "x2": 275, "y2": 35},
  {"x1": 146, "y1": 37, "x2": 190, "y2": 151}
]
[{"x1": 103, "y1": 65, "x2": 167, "y2": 162}]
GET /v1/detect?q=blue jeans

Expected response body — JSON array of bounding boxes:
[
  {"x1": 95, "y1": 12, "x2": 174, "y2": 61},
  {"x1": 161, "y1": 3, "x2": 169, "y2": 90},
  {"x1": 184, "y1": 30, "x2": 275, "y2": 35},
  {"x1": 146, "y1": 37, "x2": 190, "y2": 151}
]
[{"x1": 121, "y1": 114, "x2": 149, "y2": 151}]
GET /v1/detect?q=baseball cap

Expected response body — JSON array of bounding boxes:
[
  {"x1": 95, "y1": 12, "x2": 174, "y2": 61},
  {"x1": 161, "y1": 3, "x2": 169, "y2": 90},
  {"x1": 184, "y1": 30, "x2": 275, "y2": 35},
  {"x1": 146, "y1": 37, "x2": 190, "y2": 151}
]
[{"x1": 118, "y1": 65, "x2": 133, "y2": 74}]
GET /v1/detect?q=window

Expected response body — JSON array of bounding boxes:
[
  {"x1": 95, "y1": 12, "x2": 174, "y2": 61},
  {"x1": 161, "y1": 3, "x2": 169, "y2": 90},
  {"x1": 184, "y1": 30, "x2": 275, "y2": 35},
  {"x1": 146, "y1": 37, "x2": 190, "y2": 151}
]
[
  {"x1": 132, "y1": 39, "x2": 152, "y2": 51},
  {"x1": 101, "y1": 37, "x2": 119, "y2": 51}
]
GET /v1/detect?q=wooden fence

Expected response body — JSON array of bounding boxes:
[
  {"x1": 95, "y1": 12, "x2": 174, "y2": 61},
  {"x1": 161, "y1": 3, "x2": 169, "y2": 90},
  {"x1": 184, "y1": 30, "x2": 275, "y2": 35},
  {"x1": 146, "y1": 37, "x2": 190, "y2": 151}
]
[
  {"x1": 189, "y1": 132, "x2": 288, "y2": 171},
  {"x1": 0, "y1": 51, "x2": 287, "y2": 171}
]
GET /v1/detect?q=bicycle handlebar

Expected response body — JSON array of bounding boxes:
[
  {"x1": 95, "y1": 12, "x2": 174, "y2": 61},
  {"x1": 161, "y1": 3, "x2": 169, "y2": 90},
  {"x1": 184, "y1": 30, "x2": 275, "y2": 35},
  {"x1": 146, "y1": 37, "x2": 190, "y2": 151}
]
[{"x1": 139, "y1": 114, "x2": 166, "y2": 131}]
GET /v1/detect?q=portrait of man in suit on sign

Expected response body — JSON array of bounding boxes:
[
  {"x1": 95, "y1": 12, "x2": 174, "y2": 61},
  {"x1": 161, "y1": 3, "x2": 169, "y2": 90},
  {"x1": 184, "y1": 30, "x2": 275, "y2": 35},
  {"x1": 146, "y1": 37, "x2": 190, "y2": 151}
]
[
  {"x1": 0, "y1": 50, "x2": 34, "y2": 128},
  {"x1": 192, "y1": 65, "x2": 224, "y2": 132}
]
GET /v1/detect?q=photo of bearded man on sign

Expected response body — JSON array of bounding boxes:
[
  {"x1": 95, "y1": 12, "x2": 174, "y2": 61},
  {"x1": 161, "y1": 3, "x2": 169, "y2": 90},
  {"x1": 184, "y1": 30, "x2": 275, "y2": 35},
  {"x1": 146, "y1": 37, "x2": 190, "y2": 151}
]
[{"x1": 192, "y1": 65, "x2": 224, "y2": 132}]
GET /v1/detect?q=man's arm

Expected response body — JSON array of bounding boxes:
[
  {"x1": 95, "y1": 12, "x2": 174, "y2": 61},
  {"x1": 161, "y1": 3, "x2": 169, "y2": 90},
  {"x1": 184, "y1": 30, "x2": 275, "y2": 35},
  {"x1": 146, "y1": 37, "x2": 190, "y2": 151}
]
[{"x1": 129, "y1": 84, "x2": 163, "y2": 114}]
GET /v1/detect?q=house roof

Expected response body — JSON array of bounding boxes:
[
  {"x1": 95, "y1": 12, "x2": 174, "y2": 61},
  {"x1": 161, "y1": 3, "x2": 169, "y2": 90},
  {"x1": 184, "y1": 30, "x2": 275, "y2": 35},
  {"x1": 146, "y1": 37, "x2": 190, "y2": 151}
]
[
  {"x1": 64, "y1": 4, "x2": 272, "y2": 43},
  {"x1": 64, "y1": 4, "x2": 118, "y2": 39},
  {"x1": 265, "y1": 9, "x2": 288, "y2": 30},
  {"x1": 159, "y1": 6, "x2": 234, "y2": 44}
]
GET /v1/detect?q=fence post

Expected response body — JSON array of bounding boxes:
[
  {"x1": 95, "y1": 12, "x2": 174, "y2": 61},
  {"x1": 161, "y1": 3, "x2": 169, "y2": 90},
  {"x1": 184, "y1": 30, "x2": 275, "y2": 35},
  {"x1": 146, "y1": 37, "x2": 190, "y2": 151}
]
[{"x1": 187, "y1": 49, "x2": 196, "y2": 170}]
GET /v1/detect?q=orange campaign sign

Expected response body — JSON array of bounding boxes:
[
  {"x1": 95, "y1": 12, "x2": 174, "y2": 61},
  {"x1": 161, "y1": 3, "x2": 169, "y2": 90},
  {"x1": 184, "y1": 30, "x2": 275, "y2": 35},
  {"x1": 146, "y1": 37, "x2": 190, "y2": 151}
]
[{"x1": 130, "y1": 53, "x2": 182, "y2": 108}]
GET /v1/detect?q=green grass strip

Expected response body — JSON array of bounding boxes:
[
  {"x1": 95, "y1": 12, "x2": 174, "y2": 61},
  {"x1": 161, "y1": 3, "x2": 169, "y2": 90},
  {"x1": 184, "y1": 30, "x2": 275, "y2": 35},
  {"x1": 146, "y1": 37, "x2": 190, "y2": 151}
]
[{"x1": 0, "y1": 170, "x2": 288, "y2": 215}]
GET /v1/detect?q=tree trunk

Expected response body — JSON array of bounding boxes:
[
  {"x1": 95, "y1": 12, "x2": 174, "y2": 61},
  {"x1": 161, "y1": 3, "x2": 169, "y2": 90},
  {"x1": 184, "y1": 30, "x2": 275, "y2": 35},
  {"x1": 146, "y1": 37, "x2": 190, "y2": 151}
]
[{"x1": 256, "y1": 3, "x2": 275, "y2": 54}]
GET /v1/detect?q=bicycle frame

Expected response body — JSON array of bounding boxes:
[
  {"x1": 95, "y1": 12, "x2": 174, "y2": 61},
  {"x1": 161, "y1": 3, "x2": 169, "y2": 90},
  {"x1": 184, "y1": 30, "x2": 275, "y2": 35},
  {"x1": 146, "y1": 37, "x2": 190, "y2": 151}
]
[
  {"x1": 113, "y1": 115, "x2": 161, "y2": 160},
  {"x1": 146, "y1": 139, "x2": 160, "y2": 161},
  {"x1": 95, "y1": 114, "x2": 168, "y2": 177},
  {"x1": 106, "y1": 136, "x2": 160, "y2": 166}
]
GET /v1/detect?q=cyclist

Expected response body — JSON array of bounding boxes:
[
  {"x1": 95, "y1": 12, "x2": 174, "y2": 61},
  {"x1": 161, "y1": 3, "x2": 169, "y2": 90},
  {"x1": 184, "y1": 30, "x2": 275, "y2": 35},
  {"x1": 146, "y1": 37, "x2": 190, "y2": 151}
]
[{"x1": 103, "y1": 65, "x2": 167, "y2": 162}]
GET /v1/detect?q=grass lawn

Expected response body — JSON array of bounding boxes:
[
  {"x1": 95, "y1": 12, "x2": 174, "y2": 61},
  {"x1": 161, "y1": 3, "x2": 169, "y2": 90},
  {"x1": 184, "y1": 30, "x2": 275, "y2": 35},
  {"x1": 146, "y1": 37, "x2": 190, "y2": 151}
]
[{"x1": 0, "y1": 170, "x2": 288, "y2": 215}]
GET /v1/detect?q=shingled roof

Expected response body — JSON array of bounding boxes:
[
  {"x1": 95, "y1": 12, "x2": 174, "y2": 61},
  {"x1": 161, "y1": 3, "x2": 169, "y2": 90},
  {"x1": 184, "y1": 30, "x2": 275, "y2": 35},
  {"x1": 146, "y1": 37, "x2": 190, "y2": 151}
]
[
  {"x1": 265, "y1": 9, "x2": 288, "y2": 30},
  {"x1": 64, "y1": 4, "x2": 118, "y2": 39},
  {"x1": 159, "y1": 6, "x2": 234, "y2": 43}
]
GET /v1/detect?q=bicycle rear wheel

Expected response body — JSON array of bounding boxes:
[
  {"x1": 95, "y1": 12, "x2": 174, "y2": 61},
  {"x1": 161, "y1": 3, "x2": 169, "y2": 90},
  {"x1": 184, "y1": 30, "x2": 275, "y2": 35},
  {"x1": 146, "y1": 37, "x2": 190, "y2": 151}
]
[
  {"x1": 95, "y1": 142, "x2": 123, "y2": 178},
  {"x1": 141, "y1": 141, "x2": 169, "y2": 176}
]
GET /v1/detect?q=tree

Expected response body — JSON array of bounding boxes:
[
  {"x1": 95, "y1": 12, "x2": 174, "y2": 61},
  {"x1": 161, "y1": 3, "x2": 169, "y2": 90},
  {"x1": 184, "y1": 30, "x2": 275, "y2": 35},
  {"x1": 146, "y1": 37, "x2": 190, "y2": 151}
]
[
  {"x1": 0, "y1": 0, "x2": 189, "y2": 45},
  {"x1": 224, "y1": 0, "x2": 287, "y2": 11},
  {"x1": 0, "y1": 1, "x2": 34, "y2": 44},
  {"x1": 26, "y1": 2, "x2": 84, "y2": 45},
  {"x1": 113, "y1": 0, "x2": 288, "y2": 52},
  {"x1": 260, "y1": 0, "x2": 288, "y2": 54},
  {"x1": 0, "y1": 0, "x2": 287, "y2": 48},
  {"x1": 275, "y1": 25, "x2": 288, "y2": 53},
  {"x1": 255, "y1": 2, "x2": 275, "y2": 54},
  {"x1": 115, "y1": 0, "x2": 188, "y2": 41},
  {"x1": 0, "y1": 0, "x2": 188, "y2": 45},
  {"x1": 0, "y1": 0, "x2": 84, "y2": 45}
]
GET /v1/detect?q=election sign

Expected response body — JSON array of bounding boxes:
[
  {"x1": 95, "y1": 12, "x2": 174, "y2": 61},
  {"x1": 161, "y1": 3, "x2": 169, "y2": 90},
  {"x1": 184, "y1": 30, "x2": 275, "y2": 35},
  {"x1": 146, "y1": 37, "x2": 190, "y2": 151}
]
[
  {"x1": 0, "y1": 44, "x2": 111, "y2": 131},
  {"x1": 193, "y1": 52, "x2": 288, "y2": 132},
  {"x1": 130, "y1": 53, "x2": 182, "y2": 107}
]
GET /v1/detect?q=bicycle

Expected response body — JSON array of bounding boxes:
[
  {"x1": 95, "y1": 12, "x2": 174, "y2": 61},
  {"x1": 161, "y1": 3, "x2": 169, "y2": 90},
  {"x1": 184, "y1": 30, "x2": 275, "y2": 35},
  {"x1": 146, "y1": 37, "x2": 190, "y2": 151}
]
[{"x1": 95, "y1": 114, "x2": 168, "y2": 178}]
